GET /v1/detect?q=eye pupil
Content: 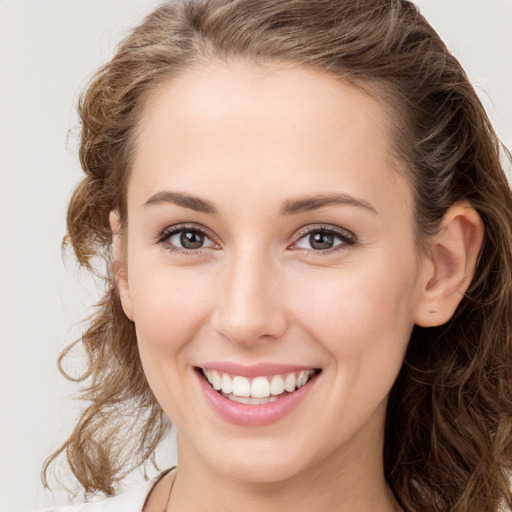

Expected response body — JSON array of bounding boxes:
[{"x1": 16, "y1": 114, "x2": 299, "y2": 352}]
[
  {"x1": 180, "y1": 230, "x2": 204, "y2": 249},
  {"x1": 310, "y1": 232, "x2": 334, "y2": 250}
]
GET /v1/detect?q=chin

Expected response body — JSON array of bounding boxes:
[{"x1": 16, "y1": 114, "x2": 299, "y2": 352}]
[
  {"x1": 215, "y1": 456, "x2": 306, "y2": 484},
  {"x1": 198, "y1": 435, "x2": 319, "y2": 485}
]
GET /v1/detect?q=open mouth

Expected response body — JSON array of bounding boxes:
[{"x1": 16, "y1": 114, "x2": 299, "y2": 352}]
[{"x1": 198, "y1": 367, "x2": 322, "y2": 405}]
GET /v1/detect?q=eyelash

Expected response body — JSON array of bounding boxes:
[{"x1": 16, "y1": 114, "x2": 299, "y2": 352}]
[
  {"x1": 156, "y1": 224, "x2": 217, "y2": 254},
  {"x1": 292, "y1": 225, "x2": 356, "y2": 255},
  {"x1": 155, "y1": 224, "x2": 356, "y2": 256}
]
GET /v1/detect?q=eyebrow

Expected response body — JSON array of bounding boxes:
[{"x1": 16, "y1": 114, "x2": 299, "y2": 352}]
[
  {"x1": 144, "y1": 190, "x2": 376, "y2": 216},
  {"x1": 144, "y1": 191, "x2": 218, "y2": 214},
  {"x1": 280, "y1": 193, "x2": 377, "y2": 215}
]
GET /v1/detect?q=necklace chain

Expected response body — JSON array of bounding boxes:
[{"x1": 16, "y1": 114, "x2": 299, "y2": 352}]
[{"x1": 163, "y1": 469, "x2": 177, "y2": 512}]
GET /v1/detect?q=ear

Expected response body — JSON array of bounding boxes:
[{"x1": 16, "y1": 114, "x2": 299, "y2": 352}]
[
  {"x1": 110, "y1": 210, "x2": 134, "y2": 321},
  {"x1": 414, "y1": 202, "x2": 484, "y2": 327}
]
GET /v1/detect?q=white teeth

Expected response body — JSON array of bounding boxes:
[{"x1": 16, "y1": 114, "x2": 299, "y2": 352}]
[
  {"x1": 270, "y1": 375, "x2": 285, "y2": 395},
  {"x1": 232, "y1": 376, "x2": 251, "y2": 397},
  {"x1": 251, "y1": 377, "x2": 270, "y2": 398},
  {"x1": 284, "y1": 373, "x2": 296, "y2": 392},
  {"x1": 227, "y1": 395, "x2": 279, "y2": 404},
  {"x1": 297, "y1": 370, "x2": 309, "y2": 388},
  {"x1": 211, "y1": 370, "x2": 222, "y2": 391},
  {"x1": 221, "y1": 373, "x2": 233, "y2": 394},
  {"x1": 202, "y1": 368, "x2": 317, "y2": 400}
]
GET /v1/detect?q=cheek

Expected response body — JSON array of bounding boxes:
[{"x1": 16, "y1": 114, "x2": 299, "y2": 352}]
[
  {"x1": 127, "y1": 266, "x2": 214, "y2": 421},
  {"x1": 128, "y1": 265, "x2": 211, "y2": 356},
  {"x1": 291, "y1": 255, "x2": 420, "y2": 363},
  {"x1": 288, "y1": 257, "x2": 420, "y2": 434}
]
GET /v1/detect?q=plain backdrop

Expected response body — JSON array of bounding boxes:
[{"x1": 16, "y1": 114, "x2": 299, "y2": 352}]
[{"x1": 1, "y1": 1, "x2": 511, "y2": 510}]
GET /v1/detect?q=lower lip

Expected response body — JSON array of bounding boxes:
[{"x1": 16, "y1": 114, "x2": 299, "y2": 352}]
[{"x1": 196, "y1": 369, "x2": 319, "y2": 427}]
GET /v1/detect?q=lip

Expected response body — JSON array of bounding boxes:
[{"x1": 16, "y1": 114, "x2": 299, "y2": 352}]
[
  {"x1": 199, "y1": 362, "x2": 317, "y2": 378},
  {"x1": 195, "y1": 366, "x2": 320, "y2": 427}
]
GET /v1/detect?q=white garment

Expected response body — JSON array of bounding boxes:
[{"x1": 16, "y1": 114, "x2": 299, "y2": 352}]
[{"x1": 40, "y1": 472, "x2": 166, "y2": 512}]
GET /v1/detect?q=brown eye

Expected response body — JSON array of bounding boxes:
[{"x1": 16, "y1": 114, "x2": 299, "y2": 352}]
[
  {"x1": 293, "y1": 226, "x2": 355, "y2": 253},
  {"x1": 309, "y1": 232, "x2": 334, "y2": 250},
  {"x1": 160, "y1": 226, "x2": 216, "y2": 252},
  {"x1": 180, "y1": 230, "x2": 205, "y2": 249}
]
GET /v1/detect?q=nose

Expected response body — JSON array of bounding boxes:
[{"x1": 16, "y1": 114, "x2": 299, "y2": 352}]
[{"x1": 211, "y1": 247, "x2": 288, "y2": 347}]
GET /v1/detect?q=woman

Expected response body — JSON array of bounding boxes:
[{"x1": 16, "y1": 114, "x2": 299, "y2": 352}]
[{"x1": 42, "y1": 0, "x2": 512, "y2": 511}]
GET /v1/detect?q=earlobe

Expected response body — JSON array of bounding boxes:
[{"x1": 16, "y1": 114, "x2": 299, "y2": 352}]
[
  {"x1": 414, "y1": 203, "x2": 484, "y2": 327},
  {"x1": 109, "y1": 210, "x2": 134, "y2": 322}
]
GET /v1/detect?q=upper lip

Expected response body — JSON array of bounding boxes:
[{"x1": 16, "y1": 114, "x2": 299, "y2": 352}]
[{"x1": 197, "y1": 362, "x2": 320, "y2": 378}]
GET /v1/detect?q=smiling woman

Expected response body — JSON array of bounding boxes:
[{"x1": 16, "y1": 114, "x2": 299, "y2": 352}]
[
  {"x1": 40, "y1": 1, "x2": 512, "y2": 512},
  {"x1": 113, "y1": 67, "x2": 431, "y2": 492}
]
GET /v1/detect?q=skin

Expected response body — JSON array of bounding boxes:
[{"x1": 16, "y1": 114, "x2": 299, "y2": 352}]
[{"x1": 113, "y1": 61, "x2": 483, "y2": 512}]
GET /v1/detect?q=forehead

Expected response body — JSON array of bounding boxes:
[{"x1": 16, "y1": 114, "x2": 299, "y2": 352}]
[
  {"x1": 136, "y1": 60, "x2": 391, "y2": 155},
  {"x1": 130, "y1": 61, "x2": 411, "y2": 216}
]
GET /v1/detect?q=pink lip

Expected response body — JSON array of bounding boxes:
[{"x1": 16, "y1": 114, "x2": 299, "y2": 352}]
[
  {"x1": 195, "y1": 368, "x2": 320, "y2": 427},
  {"x1": 199, "y1": 362, "x2": 317, "y2": 378}
]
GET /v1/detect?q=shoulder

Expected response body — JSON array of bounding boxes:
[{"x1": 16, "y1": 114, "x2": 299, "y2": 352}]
[{"x1": 39, "y1": 471, "x2": 170, "y2": 512}]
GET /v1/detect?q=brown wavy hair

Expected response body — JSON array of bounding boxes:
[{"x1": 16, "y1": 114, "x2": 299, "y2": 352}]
[{"x1": 43, "y1": 1, "x2": 512, "y2": 510}]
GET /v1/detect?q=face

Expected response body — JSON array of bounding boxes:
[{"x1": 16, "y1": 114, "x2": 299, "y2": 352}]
[{"x1": 117, "y1": 61, "x2": 431, "y2": 483}]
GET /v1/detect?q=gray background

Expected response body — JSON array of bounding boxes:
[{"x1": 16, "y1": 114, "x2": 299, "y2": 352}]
[{"x1": 1, "y1": 1, "x2": 511, "y2": 510}]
